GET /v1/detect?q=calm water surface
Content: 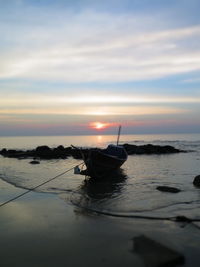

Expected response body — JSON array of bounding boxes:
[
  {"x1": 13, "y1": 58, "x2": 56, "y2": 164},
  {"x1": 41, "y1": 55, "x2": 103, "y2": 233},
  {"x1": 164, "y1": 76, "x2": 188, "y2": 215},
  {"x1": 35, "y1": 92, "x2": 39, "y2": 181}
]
[{"x1": 0, "y1": 134, "x2": 200, "y2": 219}]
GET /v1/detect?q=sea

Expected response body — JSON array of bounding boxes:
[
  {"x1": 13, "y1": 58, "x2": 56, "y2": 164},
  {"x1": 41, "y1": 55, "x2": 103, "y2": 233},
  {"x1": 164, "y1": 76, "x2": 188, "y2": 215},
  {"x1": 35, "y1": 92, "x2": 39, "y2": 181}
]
[{"x1": 0, "y1": 133, "x2": 200, "y2": 220}]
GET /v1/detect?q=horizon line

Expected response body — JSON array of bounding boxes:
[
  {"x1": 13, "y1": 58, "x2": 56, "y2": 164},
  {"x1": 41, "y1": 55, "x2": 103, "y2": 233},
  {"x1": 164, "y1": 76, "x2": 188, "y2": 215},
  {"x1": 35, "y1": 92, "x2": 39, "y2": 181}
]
[{"x1": 0, "y1": 132, "x2": 199, "y2": 138}]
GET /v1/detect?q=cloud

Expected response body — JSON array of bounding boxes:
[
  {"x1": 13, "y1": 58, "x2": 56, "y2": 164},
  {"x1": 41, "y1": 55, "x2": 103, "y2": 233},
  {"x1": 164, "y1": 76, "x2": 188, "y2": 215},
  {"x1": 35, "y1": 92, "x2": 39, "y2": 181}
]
[
  {"x1": 1, "y1": 91, "x2": 198, "y2": 118},
  {"x1": 182, "y1": 77, "x2": 200, "y2": 83},
  {"x1": 0, "y1": 7, "x2": 200, "y2": 82},
  {"x1": 1, "y1": 92, "x2": 200, "y2": 106},
  {"x1": 0, "y1": 3, "x2": 199, "y2": 135}
]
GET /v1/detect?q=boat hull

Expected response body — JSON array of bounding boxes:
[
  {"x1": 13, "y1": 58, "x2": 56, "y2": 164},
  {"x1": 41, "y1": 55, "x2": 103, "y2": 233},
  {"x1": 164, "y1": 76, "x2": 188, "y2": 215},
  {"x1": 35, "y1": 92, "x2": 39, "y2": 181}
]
[{"x1": 84, "y1": 148, "x2": 127, "y2": 179}]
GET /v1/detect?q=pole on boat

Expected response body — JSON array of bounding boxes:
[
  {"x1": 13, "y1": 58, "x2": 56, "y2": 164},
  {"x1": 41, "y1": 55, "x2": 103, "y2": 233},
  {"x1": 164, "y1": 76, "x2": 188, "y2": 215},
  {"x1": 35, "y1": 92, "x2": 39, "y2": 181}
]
[{"x1": 116, "y1": 125, "x2": 121, "y2": 146}]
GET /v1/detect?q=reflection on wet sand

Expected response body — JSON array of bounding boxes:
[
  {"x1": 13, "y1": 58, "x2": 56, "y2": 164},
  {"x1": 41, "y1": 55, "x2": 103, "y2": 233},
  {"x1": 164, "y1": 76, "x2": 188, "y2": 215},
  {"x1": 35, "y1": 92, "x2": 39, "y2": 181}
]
[
  {"x1": 71, "y1": 169, "x2": 127, "y2": 218},
  {"x1": 81, "y1": 169, "x2": 127, "y2": 200},
  {"x1": 70, "y1": 169, "x2": 128, "y2": 215}
]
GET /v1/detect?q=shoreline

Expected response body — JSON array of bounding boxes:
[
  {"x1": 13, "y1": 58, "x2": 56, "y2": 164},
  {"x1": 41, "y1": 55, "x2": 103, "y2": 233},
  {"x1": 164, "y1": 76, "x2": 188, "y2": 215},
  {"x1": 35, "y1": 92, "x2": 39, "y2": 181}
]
[
  {"x1": 1, "y1": 135, "x2": 200, "y2": 266},
  {"x1": 1, "y1": 177, "x2": 200, "y2": 267}
]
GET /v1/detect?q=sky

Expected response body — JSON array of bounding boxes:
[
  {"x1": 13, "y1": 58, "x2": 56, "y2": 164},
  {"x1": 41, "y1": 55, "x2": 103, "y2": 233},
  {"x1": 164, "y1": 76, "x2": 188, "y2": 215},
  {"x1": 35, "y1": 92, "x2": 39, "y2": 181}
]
[{"x1": 0, "y1": 0, "x2": 200, "y2": 136}]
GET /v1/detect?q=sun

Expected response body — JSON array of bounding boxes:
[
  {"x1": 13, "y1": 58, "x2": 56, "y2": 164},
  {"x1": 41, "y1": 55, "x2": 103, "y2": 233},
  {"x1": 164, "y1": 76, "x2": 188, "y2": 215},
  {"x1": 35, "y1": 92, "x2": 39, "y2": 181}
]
[
  {"x1": 90, "y1": 122, "x2": 108, "y2": 130},
  {"x1": 95, "y1": 122, "x2": 106, "y2": 129}
]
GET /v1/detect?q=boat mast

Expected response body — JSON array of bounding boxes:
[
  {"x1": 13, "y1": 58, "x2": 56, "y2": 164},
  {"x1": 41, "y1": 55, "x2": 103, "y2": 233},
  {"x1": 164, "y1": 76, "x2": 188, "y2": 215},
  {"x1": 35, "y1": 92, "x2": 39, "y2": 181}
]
[{"x1": 116, "y1": 125, "x2": 121, "y2": 146}]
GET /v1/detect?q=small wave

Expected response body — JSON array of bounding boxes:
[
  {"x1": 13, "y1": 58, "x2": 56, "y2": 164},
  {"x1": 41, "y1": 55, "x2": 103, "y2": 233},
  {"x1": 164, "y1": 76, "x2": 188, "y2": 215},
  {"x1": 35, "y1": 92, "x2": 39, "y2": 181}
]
[
  {"x1": 69, "y1": 190, "x2": 200, "y2": 221},
  {"x1": 0, "y1": 175, "x2": 30, "y2": 191}
]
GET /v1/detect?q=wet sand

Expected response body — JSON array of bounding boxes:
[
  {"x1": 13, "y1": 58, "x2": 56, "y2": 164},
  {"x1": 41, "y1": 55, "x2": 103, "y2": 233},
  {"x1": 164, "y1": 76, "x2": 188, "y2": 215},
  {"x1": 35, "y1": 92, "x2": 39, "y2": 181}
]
[{"x1": 0, "y1": 179, "x2": 200, "y2": 267}]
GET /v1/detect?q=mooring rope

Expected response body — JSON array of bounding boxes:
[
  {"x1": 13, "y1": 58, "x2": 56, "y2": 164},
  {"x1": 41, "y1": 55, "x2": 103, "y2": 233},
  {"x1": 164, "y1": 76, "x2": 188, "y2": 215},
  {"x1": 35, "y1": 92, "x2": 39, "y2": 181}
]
[
  {"x1": 1, "y1": 162, "x2": 200, "y2": 229},
  {"x1": 0, "y1": 162, "x2": 84, "y2": 208}
]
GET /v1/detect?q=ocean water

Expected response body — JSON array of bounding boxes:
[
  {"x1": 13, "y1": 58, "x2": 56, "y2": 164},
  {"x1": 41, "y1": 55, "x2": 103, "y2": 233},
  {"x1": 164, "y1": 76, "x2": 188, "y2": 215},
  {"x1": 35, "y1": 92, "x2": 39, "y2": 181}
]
[{"x1": 0, "y1": 134, "x2": 200, "y2": 219}]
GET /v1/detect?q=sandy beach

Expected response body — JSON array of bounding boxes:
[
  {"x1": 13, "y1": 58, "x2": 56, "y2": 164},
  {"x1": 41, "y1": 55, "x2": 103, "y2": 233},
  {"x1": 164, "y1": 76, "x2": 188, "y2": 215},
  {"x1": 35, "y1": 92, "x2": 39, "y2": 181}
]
[{"x1": 1, "y1": 177, "x2": 200, "y2": 267}]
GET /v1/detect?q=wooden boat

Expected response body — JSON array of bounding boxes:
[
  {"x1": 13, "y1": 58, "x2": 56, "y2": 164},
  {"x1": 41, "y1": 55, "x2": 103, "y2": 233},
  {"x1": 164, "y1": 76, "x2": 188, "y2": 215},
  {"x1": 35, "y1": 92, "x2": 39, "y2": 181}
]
[
  {"x1": 82, "y1": 144, "x2": 128, "y2": 179},
  {"x1": 74, "y1": 125, "x2": 127, "y2": 179}
]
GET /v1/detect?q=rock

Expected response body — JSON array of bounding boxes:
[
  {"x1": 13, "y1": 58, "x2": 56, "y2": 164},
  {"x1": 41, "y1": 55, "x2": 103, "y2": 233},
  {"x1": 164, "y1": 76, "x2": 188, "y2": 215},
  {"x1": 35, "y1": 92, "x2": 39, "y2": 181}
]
[
  {"x1": 35, "y1": 145, "x2": 51, "y2": 153},
  {"x1": 35, "y1": 145, "x2": 55, "y2": 159},
  {"x1": 70, "y1": 147, "x2": 90, "y2": 159},
  {"x1": 52, "y1": 145, "x2": 68, "y2": 159},
  {"x1": 156, "y1": 186, "x2": 181, "y2": 193},
  {"x1": 29, "y1": 160, "x2": 40, "y2": 164},
  {"x1": 175, "y1": 216, "x2": 192, "y2": 223},
  {"x1": 0, "y1": 149, "x2": 31, "y2": 158},
  {"x1": 123, "y1": 143, "x2": 184, "y2": 155},
  {"x1": 57, "y1": 145, "x2": 65, "y2": 151},
  {"x1": 0, "y1": 148, "x2": 7, "y2": 155},
  {"x1": 133, "y1": 235, "x2": 184, "y2": 267},
  {"x1": 193, "y1": 175, "x2": 200, "y2": 187}
]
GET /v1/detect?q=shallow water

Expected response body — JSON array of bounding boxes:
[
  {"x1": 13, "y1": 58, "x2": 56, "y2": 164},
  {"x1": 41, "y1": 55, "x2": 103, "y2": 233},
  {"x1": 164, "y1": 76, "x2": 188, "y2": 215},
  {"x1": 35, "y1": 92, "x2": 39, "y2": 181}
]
[{"x1": 1, "y1": 134, "x2": 200, "y2": 219}]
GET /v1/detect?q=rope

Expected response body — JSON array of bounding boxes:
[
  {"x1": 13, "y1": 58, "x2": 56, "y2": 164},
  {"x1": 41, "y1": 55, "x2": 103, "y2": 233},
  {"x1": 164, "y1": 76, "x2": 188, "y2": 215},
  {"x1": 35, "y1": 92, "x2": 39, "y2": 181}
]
[
  {"x1": 0, "y1": 162, "x2": 84, "y2": 208},
  {"x1": 1, "y1": 160, "x2": 200, "y2": 229}
]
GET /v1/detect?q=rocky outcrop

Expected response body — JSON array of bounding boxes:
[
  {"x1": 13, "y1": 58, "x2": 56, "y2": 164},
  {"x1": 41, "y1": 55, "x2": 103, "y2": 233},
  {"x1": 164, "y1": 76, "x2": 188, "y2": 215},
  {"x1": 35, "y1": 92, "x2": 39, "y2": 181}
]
[
  {"x1": 0, "y1": 145, "x2": 91, "y2": 160},
  {"x1": 123, "y1": 143, "x2": 184, "y2": 155},
  {"x1": 0, "y1": 146, "x2": 69, "y2": 159},
  {"x1": 0, "y1": 143, "x2": 186, "y2": 160},
  {"x1": 0, "y1": 148, "x2": 35, "y2": 158}
]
